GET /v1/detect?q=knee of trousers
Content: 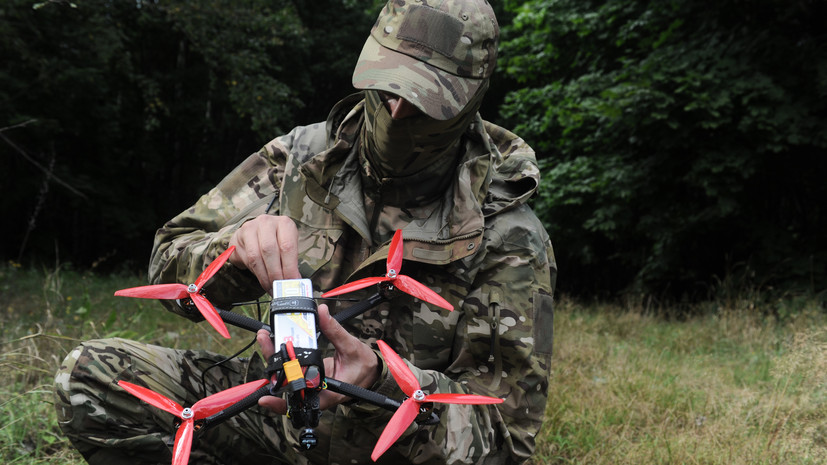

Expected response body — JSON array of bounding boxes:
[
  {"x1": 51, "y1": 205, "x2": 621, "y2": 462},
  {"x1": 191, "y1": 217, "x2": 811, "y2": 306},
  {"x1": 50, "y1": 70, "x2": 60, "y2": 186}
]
[
  {"x1": 53, "y1": 338, "x2": 180, "y2": 464},
  {"x1": 53, "y1": 338, "x2": 295, "y2": 464},
  {"x1": 55, "y1": 339, "x2": 188, "y2": 465},
  {"x1": 54, "y1": 338, "x2": 170, "y2": 437}
]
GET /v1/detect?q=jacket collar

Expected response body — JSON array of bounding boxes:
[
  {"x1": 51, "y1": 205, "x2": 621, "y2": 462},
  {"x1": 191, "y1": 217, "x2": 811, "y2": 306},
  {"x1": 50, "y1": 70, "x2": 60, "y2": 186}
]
[{"x1": 297, "y1": 92, "x2": 538, "y2": 266}]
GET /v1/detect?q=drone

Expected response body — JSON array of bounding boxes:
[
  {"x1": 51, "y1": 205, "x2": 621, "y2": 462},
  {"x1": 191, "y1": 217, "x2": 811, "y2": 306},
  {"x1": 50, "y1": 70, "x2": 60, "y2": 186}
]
[{"x1": 113, "y1": 229, "x2": 503, "y2": 464}]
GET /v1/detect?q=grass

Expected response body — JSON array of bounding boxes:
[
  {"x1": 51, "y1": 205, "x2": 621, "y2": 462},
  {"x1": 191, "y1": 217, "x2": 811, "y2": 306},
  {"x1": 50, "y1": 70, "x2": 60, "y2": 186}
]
[
  {"x1": 0, "y1": 262, "x2": 266, "y2": 464},
  {"x1": 534, "y1": 298, "x2": 827, "y2": 464},
  {"x1": 1, "y1": 261, "x2": 825, "y2": 464}
]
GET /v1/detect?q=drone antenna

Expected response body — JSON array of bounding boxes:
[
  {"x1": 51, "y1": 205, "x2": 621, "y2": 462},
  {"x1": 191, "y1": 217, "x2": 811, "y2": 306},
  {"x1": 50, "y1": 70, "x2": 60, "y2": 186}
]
[
  {"x1": 200, "y1": 337, "x2": 258, "y2": 397},
  {"x1": 199, "y1": 300, "x2": 265, "y2": 396}
]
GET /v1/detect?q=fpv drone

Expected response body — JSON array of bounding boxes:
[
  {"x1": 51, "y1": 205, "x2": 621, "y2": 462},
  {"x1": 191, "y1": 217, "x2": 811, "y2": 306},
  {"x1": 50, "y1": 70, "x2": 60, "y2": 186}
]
[{"x1": 113, "y1": 229, "x2": 503, "y2": 464}]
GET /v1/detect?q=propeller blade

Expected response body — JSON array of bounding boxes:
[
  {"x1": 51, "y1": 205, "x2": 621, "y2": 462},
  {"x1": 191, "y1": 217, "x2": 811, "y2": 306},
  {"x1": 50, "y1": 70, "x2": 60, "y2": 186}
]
[
  {"x1": 386, "y1": 230, "x2": 404, "y2": 277},
  {"x1": 114, "y1": 283, "x2": 189, "y2": 300},
  {"x1": 171, "y1": 419, "x2": 195, "y2": 465},
  {"x1": 194, "y1": 246, "x2": 236, "y2": 290},
  {"x1": 191, "y1": 379, "x2": 269, "y2": 418},
  {"x1": 377, "y1": 340, "x2": 420, "y2": 396},
  {"x1": 190, "y1": 292, "x2": 231, "y2": 339},
  {"x1": 423, "y1": 392, "x2": 504, "y2": 405},
  {"x1": 370, "y1": 397, "x2": 420, "y2": 462},
  {"x1": 320, "y1": 276, "x2": 390, "y2": 298},
  {"x1": 393, "y1": 275, "x2": 454, "y2": 311},
  {"x1": 117, "y1": 381, "x2": 183, "y2": 418}
]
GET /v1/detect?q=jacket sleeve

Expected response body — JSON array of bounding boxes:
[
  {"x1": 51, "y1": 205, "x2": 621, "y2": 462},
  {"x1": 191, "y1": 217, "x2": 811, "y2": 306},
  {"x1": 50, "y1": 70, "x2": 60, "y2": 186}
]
[
  {"x1": 347, "y1": 206, "x2": 557, "y2": 465},
  {"x1": 147, "y1": 136, "x2": 292, "y2": 319}
]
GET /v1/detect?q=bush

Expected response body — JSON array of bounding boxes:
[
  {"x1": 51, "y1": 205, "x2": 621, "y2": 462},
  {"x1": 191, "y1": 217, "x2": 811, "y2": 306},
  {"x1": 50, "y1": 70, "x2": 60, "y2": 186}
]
[{"x1": 498, "y1": 0, "x2": 827, "y2": 300}]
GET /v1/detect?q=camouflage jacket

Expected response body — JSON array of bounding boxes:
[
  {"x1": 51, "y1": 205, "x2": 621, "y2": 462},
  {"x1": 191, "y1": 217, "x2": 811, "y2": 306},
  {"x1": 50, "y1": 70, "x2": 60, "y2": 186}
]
[{"x1": 149, "y1": 92, "x2": 556, "y2": 465}]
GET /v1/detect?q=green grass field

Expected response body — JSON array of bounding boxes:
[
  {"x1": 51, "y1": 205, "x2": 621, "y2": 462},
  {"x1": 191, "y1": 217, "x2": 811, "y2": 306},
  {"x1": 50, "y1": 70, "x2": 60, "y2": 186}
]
[{"x1": 1, "y1": 262, "x2": 825, "y2": 464}]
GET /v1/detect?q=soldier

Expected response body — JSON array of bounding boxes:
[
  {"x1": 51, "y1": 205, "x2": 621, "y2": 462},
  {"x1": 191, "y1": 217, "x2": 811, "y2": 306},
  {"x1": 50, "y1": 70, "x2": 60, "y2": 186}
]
[{"x1": 55, "y1": 0, "x2": 556, "y2": 463}]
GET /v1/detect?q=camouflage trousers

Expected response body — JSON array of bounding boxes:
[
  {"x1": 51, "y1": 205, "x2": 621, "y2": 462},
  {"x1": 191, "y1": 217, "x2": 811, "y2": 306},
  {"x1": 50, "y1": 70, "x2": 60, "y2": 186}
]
[{"x1": 54, "y1": 338, "x2": 304, "y2": 465}]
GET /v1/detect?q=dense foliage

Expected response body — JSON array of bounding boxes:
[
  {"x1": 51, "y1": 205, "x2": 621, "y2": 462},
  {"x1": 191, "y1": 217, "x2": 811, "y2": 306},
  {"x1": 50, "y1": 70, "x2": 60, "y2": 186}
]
[
  {"x1": 1, "y1": 0, "x2": 379, "y2": 269},
  {"x1": 499, "y1": 0, "x2": 827, "y2": 299},
  {"x1": 2, "y1": 0, "x2": 824, "y2": 302}
]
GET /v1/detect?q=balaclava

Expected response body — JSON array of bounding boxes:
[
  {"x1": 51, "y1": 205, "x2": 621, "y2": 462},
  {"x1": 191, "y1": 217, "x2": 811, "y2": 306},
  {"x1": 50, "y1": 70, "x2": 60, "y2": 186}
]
[{"x1": 359, "y1": 80, "x2": 488, "y2": 207}]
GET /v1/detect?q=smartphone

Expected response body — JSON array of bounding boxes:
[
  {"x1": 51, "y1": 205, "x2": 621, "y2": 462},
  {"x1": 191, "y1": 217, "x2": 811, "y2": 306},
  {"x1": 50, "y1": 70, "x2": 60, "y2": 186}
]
[{"x1": 271, "y1": 278, "x2": 317, "y2": 350}]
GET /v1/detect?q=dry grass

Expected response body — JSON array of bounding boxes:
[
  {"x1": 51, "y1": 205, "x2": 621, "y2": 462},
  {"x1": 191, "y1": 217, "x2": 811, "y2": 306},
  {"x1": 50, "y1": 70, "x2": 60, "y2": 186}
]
[
  {"x1": 1, "y1": 263, "x2": 825, "y2": 464},
  {"x1": 534, "y1": 297, "x2": 827, "y2": 465},
  {"x1": 0, "y1": 262, "x2": 262, "y2": 464}
]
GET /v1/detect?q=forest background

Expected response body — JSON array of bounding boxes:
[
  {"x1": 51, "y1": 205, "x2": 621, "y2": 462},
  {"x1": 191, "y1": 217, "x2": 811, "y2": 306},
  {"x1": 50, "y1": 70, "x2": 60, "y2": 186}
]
[
  {"x1": 2, "y1": 0, "x2": 825, "y2": 303},
  {"x1": 2, "y1": 1, "x2": 827, "y2": 463}
]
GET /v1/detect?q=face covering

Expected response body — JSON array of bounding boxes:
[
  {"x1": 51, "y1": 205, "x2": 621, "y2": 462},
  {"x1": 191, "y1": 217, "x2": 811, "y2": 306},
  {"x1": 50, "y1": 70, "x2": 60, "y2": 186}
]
[{"x1": 359, "y1": 81, "x2": 488, "y2": 206}]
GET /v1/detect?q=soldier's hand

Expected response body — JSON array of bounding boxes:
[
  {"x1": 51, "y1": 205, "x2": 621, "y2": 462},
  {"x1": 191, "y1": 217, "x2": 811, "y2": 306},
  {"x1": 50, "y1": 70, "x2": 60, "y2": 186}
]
[
  {"x1": 257, "y1": 304, "x2": 380, "y2": 414},
  {"x1": 228, "y1": 215, "x2": 301, "y2": 293}
]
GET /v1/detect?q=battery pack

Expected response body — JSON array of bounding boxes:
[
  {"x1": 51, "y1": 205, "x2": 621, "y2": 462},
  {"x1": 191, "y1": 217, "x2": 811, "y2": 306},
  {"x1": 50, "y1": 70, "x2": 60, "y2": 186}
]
[{"x1": 271, "y1": 279, "x2": 317, "y2": 350}]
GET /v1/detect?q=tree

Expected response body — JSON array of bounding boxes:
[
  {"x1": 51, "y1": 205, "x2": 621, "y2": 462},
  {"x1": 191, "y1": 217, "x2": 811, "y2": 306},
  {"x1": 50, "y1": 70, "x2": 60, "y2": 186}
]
[
  {"x1": 498, "y1": 0, "x2": 827, "y2": 299},
  {"x1": 1, "y1": 0, "x2": 377, "y2": 269}
]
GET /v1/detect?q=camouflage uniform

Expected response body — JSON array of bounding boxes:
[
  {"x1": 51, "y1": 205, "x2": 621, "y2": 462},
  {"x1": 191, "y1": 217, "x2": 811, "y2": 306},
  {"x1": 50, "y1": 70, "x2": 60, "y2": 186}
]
[
  {"x1": 55, "y1": 91, "x2": 556, "y2": 464},
  {"x1": 56, "y1": 1, "x2": 556, "y2": 463}
]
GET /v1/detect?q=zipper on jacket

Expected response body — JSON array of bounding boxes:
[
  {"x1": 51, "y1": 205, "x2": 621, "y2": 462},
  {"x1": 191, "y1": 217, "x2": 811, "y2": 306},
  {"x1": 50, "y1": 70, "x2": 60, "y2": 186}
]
[
  {"x1": 225, "y1": 191, "x2": 279, "y2": 225},
  {"x1": 404, "y1": 230, "x2": 481, "y2": 246},
  {"x1": 488, "y1": 288, "x2": 502, "y2": 390}
]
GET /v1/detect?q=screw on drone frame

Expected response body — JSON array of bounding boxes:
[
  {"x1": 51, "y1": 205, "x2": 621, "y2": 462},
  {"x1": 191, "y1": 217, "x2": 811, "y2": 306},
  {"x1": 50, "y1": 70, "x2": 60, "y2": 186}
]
[{"x1": 114, "y1": 246, "x2": 236, "y2": 338}]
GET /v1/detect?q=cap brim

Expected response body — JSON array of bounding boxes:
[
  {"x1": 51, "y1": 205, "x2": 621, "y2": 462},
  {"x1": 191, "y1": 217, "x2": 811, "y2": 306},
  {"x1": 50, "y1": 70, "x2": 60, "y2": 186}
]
[{"x1": 352, "y1": 35, "x2": 484, "y2": 120}]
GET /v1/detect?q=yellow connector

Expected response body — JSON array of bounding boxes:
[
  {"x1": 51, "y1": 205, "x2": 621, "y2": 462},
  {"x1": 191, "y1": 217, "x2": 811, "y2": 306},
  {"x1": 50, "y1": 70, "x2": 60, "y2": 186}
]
[{"x1": 283, "y1": 359, "x2": 303, "y2": 382}]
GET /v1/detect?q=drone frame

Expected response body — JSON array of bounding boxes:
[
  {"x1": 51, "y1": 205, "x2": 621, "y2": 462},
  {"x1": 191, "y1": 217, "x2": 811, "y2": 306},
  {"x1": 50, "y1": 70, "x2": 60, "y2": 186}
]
[{"x1": 114, "y1": 229, "x2": 503, "y2": 464}]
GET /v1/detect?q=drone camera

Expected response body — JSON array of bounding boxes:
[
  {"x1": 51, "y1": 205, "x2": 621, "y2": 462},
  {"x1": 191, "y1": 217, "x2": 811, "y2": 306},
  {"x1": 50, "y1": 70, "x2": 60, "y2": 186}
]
[{"x1": 299, "y1": 428, "x2": 318, "y2": 450}]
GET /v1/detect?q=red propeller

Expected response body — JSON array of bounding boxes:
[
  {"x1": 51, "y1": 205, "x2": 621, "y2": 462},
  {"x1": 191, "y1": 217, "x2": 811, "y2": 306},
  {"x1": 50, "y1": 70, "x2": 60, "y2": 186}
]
[
  {"x1": 370, "y1": 340, "x2": 503, "y2": 461},
  {"x1": 321, "y1": 230, "x2": 453, "y2": 311},
  {"x1": 114, "y1": 247, "x2": 236, "y2": 338},
  {"x1": 118, "y1": 378, "x2": 268, "y2": 465}
]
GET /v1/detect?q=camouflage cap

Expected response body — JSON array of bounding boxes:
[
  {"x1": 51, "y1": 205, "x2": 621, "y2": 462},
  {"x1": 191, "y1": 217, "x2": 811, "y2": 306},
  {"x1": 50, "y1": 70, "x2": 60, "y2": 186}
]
[{"x1": 352, "y1": 0, "x2": 499, "y2": 120}]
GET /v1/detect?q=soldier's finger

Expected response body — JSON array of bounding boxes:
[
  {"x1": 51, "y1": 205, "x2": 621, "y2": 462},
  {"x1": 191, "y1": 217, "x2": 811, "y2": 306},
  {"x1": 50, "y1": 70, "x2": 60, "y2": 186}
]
[
  {"x1": 319, "y1": 385, "x2": 346, "y2": 411},
  {"x1": 318, "y1": 304, "x2": 352, "y2": 353},
  {"x1": 274, "y1": 216, "x2": 300, "y2": 280},
  {"x1": 258, "y1": 395, "x2": 287, "y2": 415},
  {"x1": 256, "y1": 329, "x2": 275, "y2": 360},
  {"x1": 255, "y1": 224, "x2": 285, "y2": 287},
  {"x1": 253, "y1": 216, "x2": 300, "y2": 286},
  {"x1": 229, "y1": 221, "x2": 270, "y2": 290},
  {"x1": 318, "y1": 305, "x2": 379, "y2": 391},
  {"x1": 247, "y1": 241, "x2": 272, "y2": 293}
]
